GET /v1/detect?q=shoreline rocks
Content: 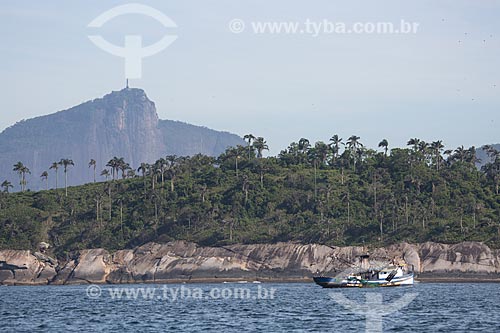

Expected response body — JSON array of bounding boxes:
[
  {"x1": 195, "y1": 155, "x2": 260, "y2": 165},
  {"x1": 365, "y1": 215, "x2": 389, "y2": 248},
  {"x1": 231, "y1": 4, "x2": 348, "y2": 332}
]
[{"x1": 1, "y1": 241, "x2": 500, "y2": 285}]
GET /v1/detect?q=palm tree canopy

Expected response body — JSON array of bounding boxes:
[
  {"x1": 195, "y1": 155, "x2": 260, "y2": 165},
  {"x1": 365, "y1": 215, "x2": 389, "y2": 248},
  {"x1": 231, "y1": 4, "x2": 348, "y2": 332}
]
[
  {"x1": 378, "y1": 139, "x2": 388, "y2": 148},
  {"x1": 137, "y1": 163, "x2": 150, "y2": 175},
  {"x1": 50, "y1": 162, "x2": 59, "y2": 170},
  {"x1": 329, "y1": 135, "x2": 344, "y2": 158},
  {"x1": 298, "y1": 138, "x2": 310, "y2": 151},
  {"x1": 346, "y1": 135, "x2": 363, "y2": 152},
  {"x1": 431, "y1": 140, "x2": 444, "y2": 150},
  {"x1": 1, "y1": 180, "x2": 13, "y2": 188},
  {"x1": 1, "y1": 180, "x2": 13, "y2": 192},
  {"x1": 253, "y1": 137, "x2": 269, "y2": 158},
  {"x1": 329, "y1": 134, "x2": 342, "y2": 144},
  {"x1": 59, "y1": 158, "x2": 74, "y2": 170},
  {"x1": 13, "y1": 161, "x2": 25, "y2": 173},
  {"x1": 243, "y1": 134, "x2": 255, "y2": 143},
  {"x1": 407, "y1": 138, "x2": 421, "y2": 151},
  {"x1": 314, "y1": 141, "x2": 331, "y2": 164}
]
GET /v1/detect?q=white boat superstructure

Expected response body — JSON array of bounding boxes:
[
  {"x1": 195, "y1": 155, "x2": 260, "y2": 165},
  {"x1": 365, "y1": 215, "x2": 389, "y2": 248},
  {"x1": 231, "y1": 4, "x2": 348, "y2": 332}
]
[{"x1": 313, "y1": 256, "x2": 414, "y2": 288}]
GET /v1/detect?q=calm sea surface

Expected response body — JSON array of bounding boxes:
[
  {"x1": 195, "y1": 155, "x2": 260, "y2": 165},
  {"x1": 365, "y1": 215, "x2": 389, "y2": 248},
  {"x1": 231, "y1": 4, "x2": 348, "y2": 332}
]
[{"x1": 1, "y1": 282, "x2": 500, "y2": 332}]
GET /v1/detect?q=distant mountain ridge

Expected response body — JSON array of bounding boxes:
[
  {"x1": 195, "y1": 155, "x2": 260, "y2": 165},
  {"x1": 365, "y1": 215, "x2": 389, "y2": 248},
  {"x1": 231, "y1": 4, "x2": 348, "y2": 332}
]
[
  {"x1": 0, "y1": 88, "x2": 244, "y2": 190},
  {"x1": 477, "y1": 144, "x2": 500, "y2": 167}
]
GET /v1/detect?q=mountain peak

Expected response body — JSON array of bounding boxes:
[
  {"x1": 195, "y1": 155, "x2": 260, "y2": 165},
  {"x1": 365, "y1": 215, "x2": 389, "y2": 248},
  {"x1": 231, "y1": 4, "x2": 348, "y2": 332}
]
[
  {"x1": 100, "y1": 87, "x2": 150, "y2": 104},
  {"x1": 0, "y1": 88, "x2": 244, "y2": 191}
]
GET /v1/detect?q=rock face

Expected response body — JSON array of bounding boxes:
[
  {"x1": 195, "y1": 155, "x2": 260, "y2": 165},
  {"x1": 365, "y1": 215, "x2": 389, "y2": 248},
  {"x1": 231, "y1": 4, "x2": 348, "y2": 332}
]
[
  {"x1": 0, "y1": 250, "x2": 58, "y2": 285},
  {"x1": 2, "y1": 241, "x2": 500, "y2": 285},
  {"x1": 0, "y1": 88, "x2": 244, "y2": 190}
]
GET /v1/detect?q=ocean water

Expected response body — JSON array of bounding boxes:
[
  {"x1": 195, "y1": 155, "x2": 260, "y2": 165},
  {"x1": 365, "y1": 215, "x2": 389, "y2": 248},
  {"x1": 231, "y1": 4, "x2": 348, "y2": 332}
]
[{"x1": 1, "y1": 282, "x2": 500, "y2": 332}]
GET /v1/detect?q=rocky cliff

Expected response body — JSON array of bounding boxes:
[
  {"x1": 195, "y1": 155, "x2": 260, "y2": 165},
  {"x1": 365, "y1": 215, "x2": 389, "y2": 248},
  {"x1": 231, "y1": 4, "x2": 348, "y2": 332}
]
[
  {"x1": 1, "y1": 241, "x2": 500, "y2": 285},
  {"x1": 0, "y1": 88, "x2": 244, "y2": 190}
]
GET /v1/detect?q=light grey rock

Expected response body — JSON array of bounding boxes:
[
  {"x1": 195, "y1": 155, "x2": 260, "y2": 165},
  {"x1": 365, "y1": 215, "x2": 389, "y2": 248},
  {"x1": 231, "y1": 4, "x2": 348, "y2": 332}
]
[
  {"x1": 70, "y1": 249, "x2": 111, "y2": 284},
  {"x1": 3, "y1": 240, "x2": 500, "y2": 285}
]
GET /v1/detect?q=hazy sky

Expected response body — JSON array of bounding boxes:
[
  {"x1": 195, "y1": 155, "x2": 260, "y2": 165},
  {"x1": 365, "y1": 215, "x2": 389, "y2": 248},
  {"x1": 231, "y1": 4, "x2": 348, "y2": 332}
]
[{"x1": 1, "y1": 0, "x2": 499, "y2": 155}]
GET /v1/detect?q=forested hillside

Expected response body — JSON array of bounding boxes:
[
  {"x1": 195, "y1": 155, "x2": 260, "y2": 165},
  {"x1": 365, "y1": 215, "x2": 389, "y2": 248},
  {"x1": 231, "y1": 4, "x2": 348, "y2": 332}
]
[{"x1": 1, "y1": 135, "x2": 499, "y2": 257}]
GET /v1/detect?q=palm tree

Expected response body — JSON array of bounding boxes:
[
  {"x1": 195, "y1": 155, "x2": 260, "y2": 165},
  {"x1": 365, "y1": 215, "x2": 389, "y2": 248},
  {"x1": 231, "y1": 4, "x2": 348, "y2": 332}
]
[
  {"x1": 154, "y1": 158, "x2": 168, "y2": 187},
  {"x1": 13, "y1": 162, "x2": 30, "y2": 192},
  {"x1": 22, "y1": 166, "x2": 30, "y2": 191},
  {"x1": 49, "y1": 162, "x2": 59, "y2": 189},
  {"x1": 298, "y1": 138, "x2": 310, "y2": 164},
  {"x1": 329, "y1": 135, "x2": 343, "y2": 160},
  {"x1": 279, "y1": 142, "x2": 299, "y2": 165},
  {"x1": 13, "y1": 161, "x2": 24, "y2": 190},
  {"x1": 137, "y1": 163, "x2": 150, "y2": 188},
  {"x1": 89, "y1": 159, "x2": 97, "y2": 183},
  {"x1": 307, "y1": 148, "x2": 320, "y2": 197},
  {"x1": 346, "y1": 135, "x2": 363, "y2": 170},
  {"x1": 226, "y1": 147, "x2": 241, "y2": 177},
  {"x1": 314, "y1": 141, "x2": 330, "y2": 165},
  {"x1": 466, "y1": 146, "x2": 480, "y2": 166},
  {"x1": 253, "y1": 137, "x2": 269, "y2": 158},
  {"x1": 118, "y1": 160, "x2": 130, "y2": 179},
  {"x1": 243, "y1": 134, "x2": 255, "y2": 159},
  {"x1": 407, "y1": 138, "x2": 421, "y2": 152},
  {"x1": 453, "y1": 145, "x2": 467, "y2": 163},
  {"x1": 137, "y1": 163, "x2": 149, "y2": 177},
  {"x1": 418, "y1": 141, "x2": 429, "y2": 158},
  {"x1": 346, "y1": 135, "x2": 363, "y2": 153},
  {"x1": 106, "y1": 158, "x2": 116, "y2": 180},
  {"x1": 59, "y1": 158, "x2": 74, "y2": 196},
  {"x1": 298, "y1": 138, "x2": 311, "y2": 153},
  {"x1": 166, "y1": 155, "x2": 178, "y2": 192},
  {"x1": 378, "y1": 139, "x2": 389, "y2": 156},
  {"x1": 106, "y1": 157, "x2": 123, "y2": 180},
  {"x1": 101, "y1": 169, "x2": 110, "y2": 181},
  {"x1": 40, "y1": 171, "x2": 49, "y2": 190},
  {"x1": 444, "y1": 149, "x2": 453, "y2": 165},
  {"x1": 1, "y1": 180, "x2": 13, "y2": 193},
  {"x1": 407, "y1": 138, "x2": 426, "y2": 164},
  {"x1": 430, "y1": 140, "x2": 444, "y2": 170}
]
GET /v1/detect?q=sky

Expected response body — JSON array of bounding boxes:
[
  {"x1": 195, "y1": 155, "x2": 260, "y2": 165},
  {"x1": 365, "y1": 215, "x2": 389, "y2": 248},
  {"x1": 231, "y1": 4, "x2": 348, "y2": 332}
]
[{"x1": 1, "y1": 0, "x2": 499, "y2": 155}]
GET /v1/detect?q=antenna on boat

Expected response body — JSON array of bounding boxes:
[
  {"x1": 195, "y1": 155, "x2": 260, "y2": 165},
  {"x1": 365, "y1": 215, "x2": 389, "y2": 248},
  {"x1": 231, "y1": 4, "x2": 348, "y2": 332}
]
[{"x1": 126, "y1": 78, "x2": 129, "y2": 89}]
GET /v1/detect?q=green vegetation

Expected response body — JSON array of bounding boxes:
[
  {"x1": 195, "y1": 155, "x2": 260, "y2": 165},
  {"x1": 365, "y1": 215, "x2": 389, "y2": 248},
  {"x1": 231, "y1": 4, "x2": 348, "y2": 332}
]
[{"x1": 1, "y1": 135, "x2": 500, "y2": 256}]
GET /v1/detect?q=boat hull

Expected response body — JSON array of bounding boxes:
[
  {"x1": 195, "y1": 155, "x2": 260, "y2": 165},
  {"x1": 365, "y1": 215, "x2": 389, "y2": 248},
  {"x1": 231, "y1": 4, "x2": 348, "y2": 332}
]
[{"x1": 313, "y1": 273, "x2": 414, "y2": 288}]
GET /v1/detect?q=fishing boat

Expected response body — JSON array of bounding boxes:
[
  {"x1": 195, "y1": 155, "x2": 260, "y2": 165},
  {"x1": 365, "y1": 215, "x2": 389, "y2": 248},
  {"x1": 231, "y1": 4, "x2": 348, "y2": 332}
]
[{"x1": 313, "y1": 255, "x2": 414, "y2": 288}]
